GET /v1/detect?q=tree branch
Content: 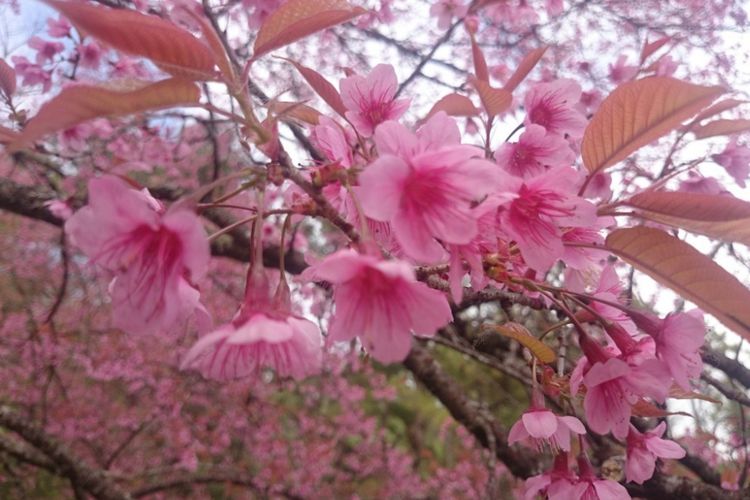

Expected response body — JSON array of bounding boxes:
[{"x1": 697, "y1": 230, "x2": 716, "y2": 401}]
[
  {"x1": 702, "y1": 373, "x2": 750, "y2": 407},
  {"x1": 702, "y1": 350, "x2": 750, "y2": 389},
  {"x1": 395, "y1": 19, "x2": 464, "y2": 98},
  {"x1": 625, "y1": 473, "x2": 741, "y2": 500},
  {"x1": 403, "y1": 342, "x2": 540, "y2": 478},
  {"x1": 0, "y1": 433, "x2": 58, "y2": 473},
  {"x1": 129, "y1": 467, "x2": 304, "y2": 499},
  {"x1": 0, "y1": 406, "x2": 131, "y2": 500}
]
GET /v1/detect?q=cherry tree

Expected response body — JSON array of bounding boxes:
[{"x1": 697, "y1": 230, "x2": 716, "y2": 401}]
[{"x1": 0, "y1": 0, "x2": 749, "y2": 498}]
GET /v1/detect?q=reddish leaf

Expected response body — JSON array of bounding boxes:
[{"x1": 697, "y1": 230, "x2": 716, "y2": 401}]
[
  {"x1": 606, "y1": 227, "x2": 750, "y2": 341},
  {"x1": 44, "y1": 0, "x2": 216, "y2": 80},
  {"x1": 639, "y1": 36, "x2": 671, "y2": 64},
  {"x1": 182, "y1": 8, "x2": 235, "y2": 81},
  {"x1": 9, "y1": 79, "x2": 201, "y2": 152},
  {"x1": 669, "y1": 386, "x2": 721, "y2": 404},
  {"x1": 0, "y1": 58, "x2": 16, "y2": 97},
  {"x1": 0, "y1": 125, "x2": 19, "y2": 144},
  {"x1": 470, "y1": 35, "x2": 489, "y2": 82},
  {"x1": 282, "y1": 58, "x2": 347, "y2": 117},
  {"x1": 253, "y1": 0, "x2": 366, "y2": 60},
  {"x1": 689, "y1": 98, "x2": 746, "y2": 124},
  {"x1": 504, "y1": 46, "x2": 547, "y2": 93},
  {"x1": 692, "y1": 119, "x2": 750, "y2": 139},
  {"x1": 631, "y1": 399, "x2": 691, "y2": 418},
  {"x1": 470, "y1": 76, "x2": 512, "y2": 118},
  {"x1": 484, "y1": 323, "x2": 556, "y2": 364},
  {"x1": 425, "y1": 93, "x2": 480, "y2": 120},
  {"x1": 269, "y1": 100, "x2": 322, "y2": 125},
  {"x1": 582, "y1": 77, "x2": 724, "y2": 175},
  {"x1": 624, "y1": 191, "x2": 750, "y2": 247}
]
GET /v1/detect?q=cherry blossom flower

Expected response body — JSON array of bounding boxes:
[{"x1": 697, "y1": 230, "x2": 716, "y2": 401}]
[
  {"x1": 608, "y1": 55, "x2": 638, "y2": 84},
  {"x1": 578, "y1": 333, "x2": 670, "y2": 439},
  {"x1": 312, "y1": 116, "x2": 354, "y2": 167},
  {"x1": 655, "y1": 55, "x2": 678, "y2": 76},
  {"x1": 508, "y1": 389, "x2": 586, "y2": 452},
  {"x1": 340, "y1": 64, "x2": 410, "y2": 137},
  {"x1": 628, "y1": 310, "x2": 705, "y2": 389},
  {"x1": 486, "y1": 1, "x2": 539, "y2": 28},
  {"x1": 602, "y1": 321, "x2": 656, "y2": 364},
  {"x1": 11, "y1": 56, "x2": 52, "y2": 91},
  {"x1": 322, "y1": 181, "x2": 401, "y2": 256},
  {"x1": 181, "y1": 271, "x2": 322, "y2": 381},
  {"x1": 580, "y1": 171, "x2": 613, "y2": 201},
  {"x1": 59, "y1": 123, "x2": 93, "y2": 152},
  {"x1": 551, "y1": 456, "x2": 630, "y2": 499},
  {"x1": 78, "y1": 42, "x2": 104, "y2": 70},
  {"x1": 445, "y1": 196, "x2": 504, "y2": 302},
  {"x1": 626, "y1": 423, "x2": 685, "y2": 484},
  {"x1": 569, "y1": 266, "x2": 638, "y2": 336},
  {"x1": 678, "y1": 172, "x2": 726, "y2": 195},
  {"x1": 429, "y1": 0, "x2": 468, "y2": 30},
  {"x1": 358, "y1": 117, "x2": 503, "y2": 263},
  {"x1": 582, "y1": 356, "x2": 669, "y2": 439},
  {"x1": 524, "y1": 79, "x2": 588, "y2": 139},
  {"x1": 560, "y1": 224, "x2": 609, "y2": 271},
  {"x1": 306, "y1": 250, "x2": 452, "y2": 363},
  {"x1": 495, "y1": 124, "x2": 575, "y2": 178},
  {"x1": 243, "y1": 0, "x2": 284, "y2": 29},
  {"x1": 374, "y1": 110, "x2": 461, "y2": 158},
  {"x1": 713, "y1": 138, "x2": 750, "y2": 187},
  {"x1": 496, "y1": 167, "x2": 597, "y2": 271},
  {"x1": 524, "y1": 453, "x2": 579, "y2": 500},
  {"x1": 28, "y1": 36, "x2": 64, "y2": 64},
  {"x1": 65, "y1": 175, "x2": 210, "y2": 335},
  {"x1": 47, "y1": 15, "x2": 71, "y2": 38}
]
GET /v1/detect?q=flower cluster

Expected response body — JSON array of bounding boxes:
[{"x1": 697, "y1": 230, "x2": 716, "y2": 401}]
[{"x1": 60, "y1": 41, "x2": 721, "y2": 499}]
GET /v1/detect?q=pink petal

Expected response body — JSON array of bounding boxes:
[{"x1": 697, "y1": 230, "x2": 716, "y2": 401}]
[
  {"x1": 522, "y1": 410, "x2": 558, "y2": 439},
  {"x1": 548, "y1": 478, "x2": 587, "y2": 500},
  {"x1": 560, "y1": 415, "x2": 586, "y2": 435},
  {"x1": 583, "y1": 358, "x2": 630, "y2": 387},
  {"x1": 181, "y1": 325, "x2": 234, "y2": 372},
  {"x1": 358, "y1": 154, "x2": 411, "y2": 222},
  {"x1": 645, "y1": 436, "x2": 686, "y2": 459},
  {"x1": 373, "y1": 120, "x2": 419, "y2": 157},
  {"x1": 227, "y1": 315, "x2": 293, "y2": 344},
  {"x1": 309, "y1": 249, "x2": 367, "y2": 283},
  {"x1": 417, "y1": 111, "x2": 461, "y2": 149},
  {"x1": 373, "y1": 259, "x2": 417, "y2": 282},
  {"x1": 569, "y1": 357, "x2": 588, "y2": 396},
  {"x1": 447, "y1": 246, "x2": 465, "y2": 303},
  {"x1": 584, "y1": 381, "x2": 630, "y2": 437},
  {"x1": 626, "y1": 446, "x2": 656, "y2": 484},
  {"x1": 508, "y1": 419, "x2": 530, "y2": 445},
  {"x1": 360, "y1": 291, "x2": 414, "y2": 363},
  {"x1": 391, "y1": 207, "x2": 446, "y2": 263},
  {"x1": 625, "y1": 358, "x2": 670, "y2": 403},
  {"x1": 523, "y1": 474, "x2": 552, "y2": 500},
  {"x1": 367, "y1": 64, "x2": 398, "y2": 102},
  {"x1": 163, "y1": 209, "x2": 210, "y2": 282},
  {"x1": 552, "y1": 422, "x2": 572, "y2": 451},
  {"x1": 328, "y1": 282, "x2": 367, "y2": 343},
  {"x1": 402, "y1": 281, "x2": 453, "y2": 336},
  {"x1": 513, "y1": 228, "x2": 564, "y2": 271},
  {"x1": 592, "y1": 479, "x2": 630, "y2": 499}
]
